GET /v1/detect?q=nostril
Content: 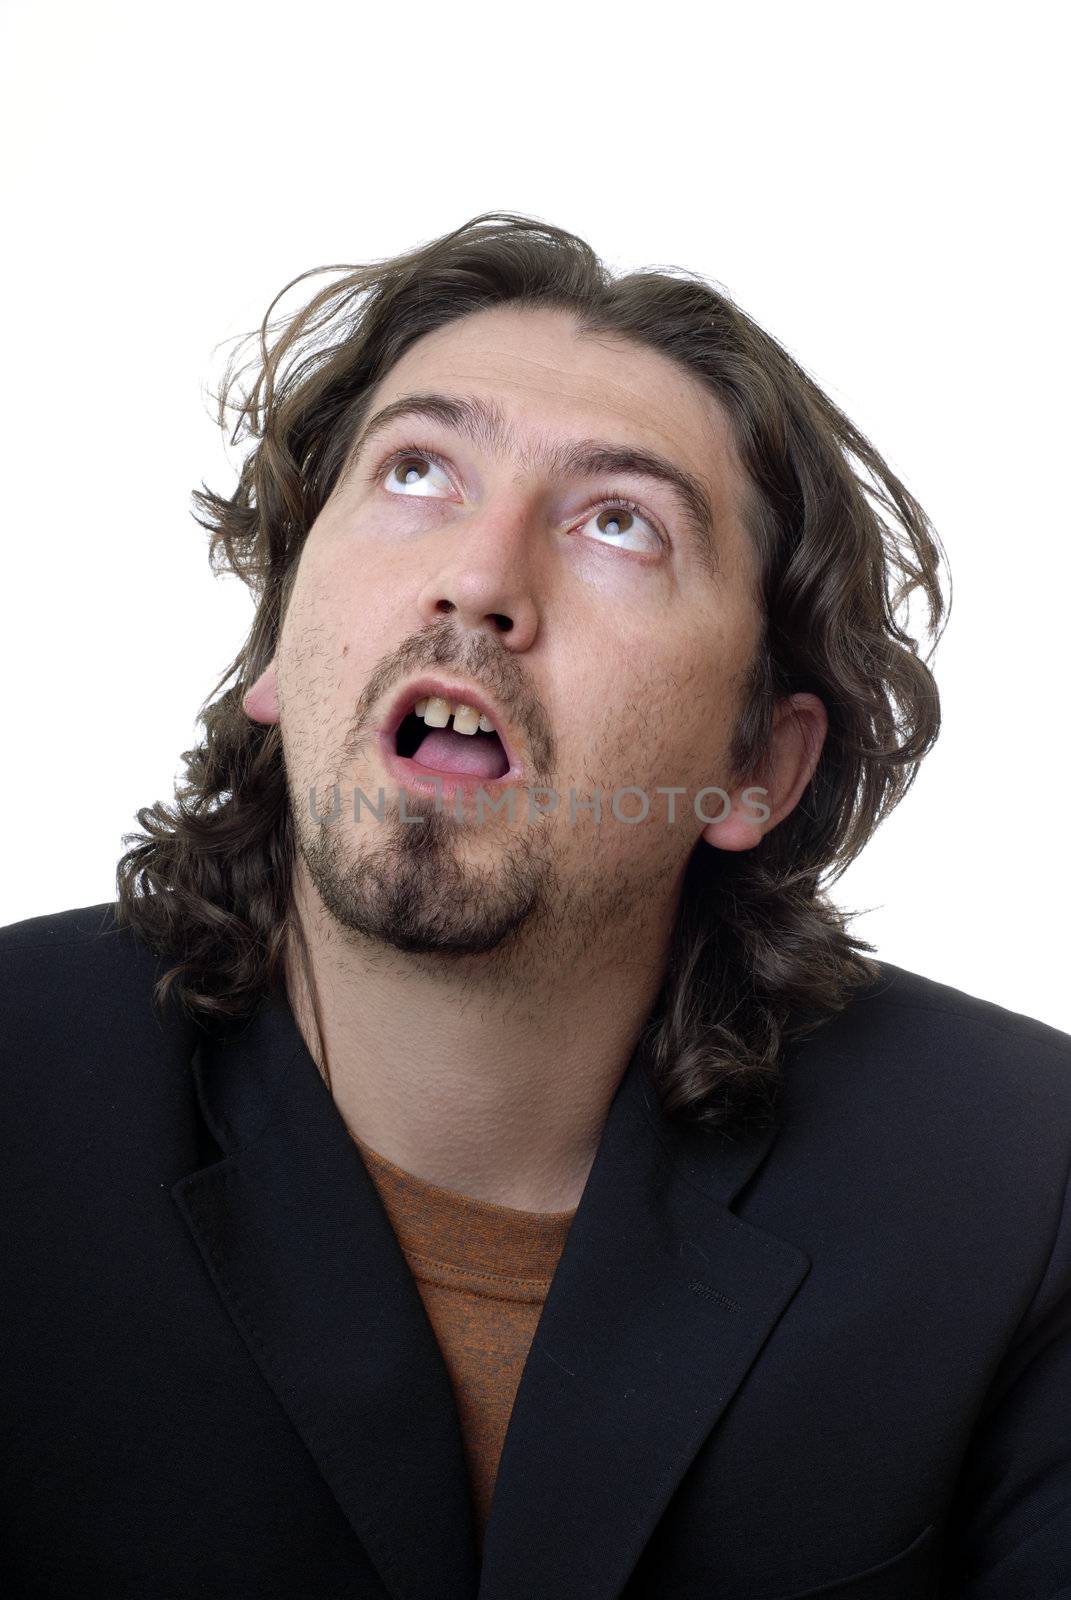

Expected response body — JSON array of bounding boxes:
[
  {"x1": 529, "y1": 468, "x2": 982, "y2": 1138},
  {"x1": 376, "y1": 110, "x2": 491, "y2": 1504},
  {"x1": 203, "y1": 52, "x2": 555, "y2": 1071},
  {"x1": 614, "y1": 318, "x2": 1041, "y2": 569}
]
[{"x1": 491, "y1": 614, "x2": 512, "y2": 632}]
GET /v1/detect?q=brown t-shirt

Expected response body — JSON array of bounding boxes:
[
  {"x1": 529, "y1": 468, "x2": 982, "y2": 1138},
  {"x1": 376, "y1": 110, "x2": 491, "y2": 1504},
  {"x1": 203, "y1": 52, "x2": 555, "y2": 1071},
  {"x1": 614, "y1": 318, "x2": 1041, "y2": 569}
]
[{"x1": 350, "y1": 1132, "x2": 578, "y2": 1557}]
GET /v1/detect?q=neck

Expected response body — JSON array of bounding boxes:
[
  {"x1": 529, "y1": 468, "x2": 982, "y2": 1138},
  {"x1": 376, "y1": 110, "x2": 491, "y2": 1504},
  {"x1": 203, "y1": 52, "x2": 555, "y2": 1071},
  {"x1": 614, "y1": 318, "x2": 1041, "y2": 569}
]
[{"x1": 284, "y1": 862, "x2": 673, "y2": 1213}]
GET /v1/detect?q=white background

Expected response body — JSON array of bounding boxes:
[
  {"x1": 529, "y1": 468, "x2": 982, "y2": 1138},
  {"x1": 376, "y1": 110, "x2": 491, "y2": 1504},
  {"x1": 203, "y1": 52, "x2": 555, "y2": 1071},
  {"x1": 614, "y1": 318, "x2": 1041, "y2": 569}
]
[{"x1": 1, "y1": 0, "x2": 1067, "y2": 1031}]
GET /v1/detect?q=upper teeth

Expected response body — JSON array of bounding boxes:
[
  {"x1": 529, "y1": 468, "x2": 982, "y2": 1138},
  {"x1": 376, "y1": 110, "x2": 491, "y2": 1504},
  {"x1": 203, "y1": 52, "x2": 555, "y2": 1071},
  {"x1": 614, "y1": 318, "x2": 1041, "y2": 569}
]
[{"x1": 414, "y1": 697, "x2": 496, "y2": 737}]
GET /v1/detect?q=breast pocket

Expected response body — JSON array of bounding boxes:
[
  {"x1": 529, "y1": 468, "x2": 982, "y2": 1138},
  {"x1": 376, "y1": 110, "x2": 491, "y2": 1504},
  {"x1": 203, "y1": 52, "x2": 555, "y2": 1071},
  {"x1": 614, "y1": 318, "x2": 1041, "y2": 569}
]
[{"x1": 767, "y1": 1521, "x2": 939, "y2": 1600}]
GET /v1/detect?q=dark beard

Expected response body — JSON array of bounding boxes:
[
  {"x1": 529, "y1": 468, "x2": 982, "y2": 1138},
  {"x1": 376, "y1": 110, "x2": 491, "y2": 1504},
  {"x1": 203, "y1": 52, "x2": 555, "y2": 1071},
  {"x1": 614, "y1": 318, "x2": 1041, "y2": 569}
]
[{"x1": 297, "y1": 790, "x2": 553, "y2": 958}]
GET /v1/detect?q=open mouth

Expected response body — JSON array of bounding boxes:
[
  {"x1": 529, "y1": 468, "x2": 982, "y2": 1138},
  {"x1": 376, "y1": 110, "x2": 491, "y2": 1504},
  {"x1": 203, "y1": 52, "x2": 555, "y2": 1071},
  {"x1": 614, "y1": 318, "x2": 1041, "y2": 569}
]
[{"x1": 394, "y1": 703, "x2": 511, "y2": 781}]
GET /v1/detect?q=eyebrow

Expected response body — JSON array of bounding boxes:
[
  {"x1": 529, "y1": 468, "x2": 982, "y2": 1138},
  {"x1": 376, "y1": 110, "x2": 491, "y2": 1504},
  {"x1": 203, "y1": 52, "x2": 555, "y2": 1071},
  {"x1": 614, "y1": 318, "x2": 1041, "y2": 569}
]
[{"x1": 341, "y1": 390, "x2": 720, "y2": 573}]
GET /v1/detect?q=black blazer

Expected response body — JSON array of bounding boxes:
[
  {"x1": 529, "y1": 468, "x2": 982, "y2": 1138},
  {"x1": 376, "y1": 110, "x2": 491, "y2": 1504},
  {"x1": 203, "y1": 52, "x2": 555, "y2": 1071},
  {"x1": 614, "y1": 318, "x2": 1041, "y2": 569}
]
[{"x1": 2, "y1": 901, "x2": 1070, "y2": 1600}]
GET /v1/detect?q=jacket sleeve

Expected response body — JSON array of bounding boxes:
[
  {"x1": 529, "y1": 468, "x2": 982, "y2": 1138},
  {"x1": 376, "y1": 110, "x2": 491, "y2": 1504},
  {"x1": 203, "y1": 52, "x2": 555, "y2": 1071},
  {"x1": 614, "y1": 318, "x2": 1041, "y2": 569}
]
[{"x1": 945, "y1": 1151, "x2": 1071, "y2": 1596}]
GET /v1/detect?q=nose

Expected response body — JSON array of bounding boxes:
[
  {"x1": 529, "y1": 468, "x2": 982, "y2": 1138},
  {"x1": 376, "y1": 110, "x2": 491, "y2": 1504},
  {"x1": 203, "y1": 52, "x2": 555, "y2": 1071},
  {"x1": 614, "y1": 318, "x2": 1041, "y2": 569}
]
[{"x1": 414, "y1": 508, "x2": 540, "y2": 651}]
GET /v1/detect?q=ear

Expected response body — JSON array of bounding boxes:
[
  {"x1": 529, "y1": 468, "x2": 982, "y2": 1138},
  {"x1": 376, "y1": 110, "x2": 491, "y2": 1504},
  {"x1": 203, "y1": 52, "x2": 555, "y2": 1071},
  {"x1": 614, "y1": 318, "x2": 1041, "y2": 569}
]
[
  {"x1": 701, "y1": 692, "x2": 827, "y2": 853},
  {"x1": 242, "y1": 659, "x2": 281, "y2": 725}
]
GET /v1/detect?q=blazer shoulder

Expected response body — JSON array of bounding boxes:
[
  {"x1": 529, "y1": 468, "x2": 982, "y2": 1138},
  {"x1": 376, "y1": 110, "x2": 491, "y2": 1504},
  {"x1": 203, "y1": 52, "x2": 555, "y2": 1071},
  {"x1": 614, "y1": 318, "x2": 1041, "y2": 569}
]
[
  {"x1": 780, "y1": 963, "x2": 1071, "y2": 1235},
  {"x1": 863, "y1": 960, "x2": 1071, "y2": 1055},
  {"x1": 822, "y1": 959, "x2": 1071, "y2": 1110},
  {"x1": 0, "y1": 899, "x2": 161, "y2": 991},
  {"x1": 0, "y1": 899, "x2": 189, "y2": 1067},
  {"x1": 0, "y1": 898, "x2": 128, "y2": 952},
  {"x1": 0, "y1": 902, "x2": 205, "y2": 1176}
]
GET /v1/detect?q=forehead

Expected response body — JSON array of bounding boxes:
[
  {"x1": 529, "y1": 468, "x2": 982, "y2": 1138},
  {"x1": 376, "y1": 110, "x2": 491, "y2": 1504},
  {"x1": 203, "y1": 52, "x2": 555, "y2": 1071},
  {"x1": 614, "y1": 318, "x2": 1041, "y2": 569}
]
[{"x1": 359, "y1": 305, "x2": 754, "y2": 569}]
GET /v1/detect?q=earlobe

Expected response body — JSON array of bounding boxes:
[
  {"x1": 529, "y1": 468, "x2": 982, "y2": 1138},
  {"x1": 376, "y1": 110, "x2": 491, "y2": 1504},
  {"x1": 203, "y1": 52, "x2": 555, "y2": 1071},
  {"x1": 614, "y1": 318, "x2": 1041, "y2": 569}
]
[
  {"x1": 699, "y1": 801, "x2": 767, "y2": 854},
  {"x1": 242, "y1": 660, "x2": 281, "y2": 725},
  {"x1": 700, "y1": 692, "x2": 828, "y2": 854}
]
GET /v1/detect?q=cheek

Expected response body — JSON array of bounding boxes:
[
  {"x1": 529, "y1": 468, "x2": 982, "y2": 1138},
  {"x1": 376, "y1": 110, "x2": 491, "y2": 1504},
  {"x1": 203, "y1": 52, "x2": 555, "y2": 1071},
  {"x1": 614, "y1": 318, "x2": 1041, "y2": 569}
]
[
  {"x1": 580, "y1": 650, "x2": 740, "y2": 790},
  {"x1": 285, "y1": 538, "x2": 406, "y2": 670},
  {"x1": 563, "y1": 682, "x2": 673, "y2": 787},
  {"x1": 299, "y1": 505, "x2": 413, "y2": 611},
  {"x1": 277, "y1": 606, "x2": 373, "y2": 753}
]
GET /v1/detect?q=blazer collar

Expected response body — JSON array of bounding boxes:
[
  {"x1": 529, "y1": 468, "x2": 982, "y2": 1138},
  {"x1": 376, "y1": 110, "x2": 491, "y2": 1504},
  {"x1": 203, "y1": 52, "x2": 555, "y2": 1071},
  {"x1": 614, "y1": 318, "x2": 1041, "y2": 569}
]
[{"x1": 173, "y1": 984, "x2": 810, "y2": 1600}]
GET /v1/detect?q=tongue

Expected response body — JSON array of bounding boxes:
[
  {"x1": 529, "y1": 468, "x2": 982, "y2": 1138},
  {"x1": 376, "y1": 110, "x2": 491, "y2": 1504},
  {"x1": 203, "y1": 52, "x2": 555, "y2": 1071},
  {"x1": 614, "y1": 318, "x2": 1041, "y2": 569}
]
[{"x1": 411, "y1": 727, "x2": 508, "y2": 779}]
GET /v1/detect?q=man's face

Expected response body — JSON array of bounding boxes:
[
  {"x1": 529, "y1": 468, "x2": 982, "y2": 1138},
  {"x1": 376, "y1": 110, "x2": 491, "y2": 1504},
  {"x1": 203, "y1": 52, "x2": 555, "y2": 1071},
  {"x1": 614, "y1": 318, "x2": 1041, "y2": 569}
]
[{"x1": 266, "y1": 303, "x2": 764, "y2": 963}]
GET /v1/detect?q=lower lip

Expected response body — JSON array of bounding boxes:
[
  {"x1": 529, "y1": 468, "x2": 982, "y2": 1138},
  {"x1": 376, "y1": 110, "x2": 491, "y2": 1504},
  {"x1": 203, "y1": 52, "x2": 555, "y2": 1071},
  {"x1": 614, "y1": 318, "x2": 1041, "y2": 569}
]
[{"x1": 376, "y1": 731, "x2": 522, "y2": 806}]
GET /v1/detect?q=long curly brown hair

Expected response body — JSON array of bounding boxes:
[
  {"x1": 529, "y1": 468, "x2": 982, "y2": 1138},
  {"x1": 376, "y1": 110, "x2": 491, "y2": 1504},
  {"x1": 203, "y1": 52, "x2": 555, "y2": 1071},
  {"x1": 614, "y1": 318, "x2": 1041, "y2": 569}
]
[{"x1": 115, "y1": 210, "x2": 948, "y2": 1133}]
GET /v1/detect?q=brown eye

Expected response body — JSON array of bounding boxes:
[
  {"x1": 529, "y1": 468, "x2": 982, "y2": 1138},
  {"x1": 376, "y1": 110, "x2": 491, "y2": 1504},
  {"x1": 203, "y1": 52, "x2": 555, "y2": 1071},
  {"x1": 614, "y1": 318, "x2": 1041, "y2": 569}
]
[
  {"x1": 596, "y1": 509, "x2": 632, "y2": 538},
  {"x1": 391, "y1": 458, "x2": 428, "y2": 486},
  {"x1": 584, "y1": 499, "x2": 662, "y2": 553},
  {"x1": 382, "y1": 452, "x2": 450, "y2": 497}
]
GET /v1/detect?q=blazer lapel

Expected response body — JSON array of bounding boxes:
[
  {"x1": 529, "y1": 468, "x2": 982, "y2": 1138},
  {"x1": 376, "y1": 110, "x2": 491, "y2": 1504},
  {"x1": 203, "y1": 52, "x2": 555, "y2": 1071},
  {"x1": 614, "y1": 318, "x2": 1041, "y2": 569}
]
[
  {"x1": 172, "y1": 985, "x2": 811, "y2": 1600},
  {"x1": 171, "y1": 988, "x2": 481, "y2": 1600},
  {"x1": 475, "y1": 1033, "x2": 812, "y2": 1600}
]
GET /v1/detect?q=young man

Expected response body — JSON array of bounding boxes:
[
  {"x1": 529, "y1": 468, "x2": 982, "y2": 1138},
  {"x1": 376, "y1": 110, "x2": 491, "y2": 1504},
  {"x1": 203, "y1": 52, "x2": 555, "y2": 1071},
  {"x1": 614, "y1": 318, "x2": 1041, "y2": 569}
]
[{"x1": 2, "y1": 213, "x2": 1068, "y2": 1599}]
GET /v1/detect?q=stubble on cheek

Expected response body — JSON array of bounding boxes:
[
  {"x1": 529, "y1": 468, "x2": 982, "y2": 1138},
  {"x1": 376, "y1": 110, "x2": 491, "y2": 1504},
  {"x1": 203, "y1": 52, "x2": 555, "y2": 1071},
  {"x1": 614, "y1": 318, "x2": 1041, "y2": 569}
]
[{"x1": 275, "y1": 624, "x2": 355, "y2": 804}]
